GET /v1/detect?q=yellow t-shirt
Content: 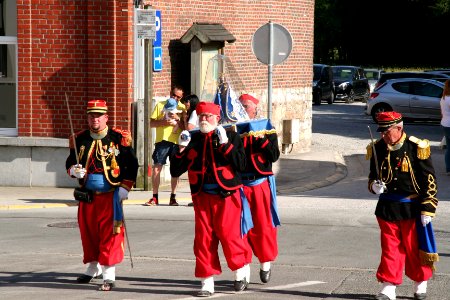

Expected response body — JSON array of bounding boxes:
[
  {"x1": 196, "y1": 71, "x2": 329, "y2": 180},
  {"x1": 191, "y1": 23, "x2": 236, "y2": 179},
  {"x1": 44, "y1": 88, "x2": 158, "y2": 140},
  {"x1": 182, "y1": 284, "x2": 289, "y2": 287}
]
[{"x1": 151, "y1": 99, "x2": 186, "y2": 144}]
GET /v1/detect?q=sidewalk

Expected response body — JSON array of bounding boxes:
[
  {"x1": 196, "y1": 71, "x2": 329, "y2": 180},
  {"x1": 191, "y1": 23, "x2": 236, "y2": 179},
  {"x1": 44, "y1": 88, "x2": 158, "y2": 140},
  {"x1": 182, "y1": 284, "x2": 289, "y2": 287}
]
[{"x1": 0, "y1": 149, "x2": 347, "y2": 210}]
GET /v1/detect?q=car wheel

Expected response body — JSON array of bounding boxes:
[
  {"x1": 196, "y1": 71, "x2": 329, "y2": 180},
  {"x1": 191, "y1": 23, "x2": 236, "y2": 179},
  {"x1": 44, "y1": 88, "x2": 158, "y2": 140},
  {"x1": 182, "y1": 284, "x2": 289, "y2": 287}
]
[
  {"x1": 361, "y1": 88, "x2": 370, "y2": 103},
  {"x1": 346, "y1": 89, "x2": 355, "y2": 103},
  {"x1": 371, "y1": 103, "x2": 392, "y2": 122},
  {"x1": 327, "y1": 90, "x2": 335, "y2": 104}
]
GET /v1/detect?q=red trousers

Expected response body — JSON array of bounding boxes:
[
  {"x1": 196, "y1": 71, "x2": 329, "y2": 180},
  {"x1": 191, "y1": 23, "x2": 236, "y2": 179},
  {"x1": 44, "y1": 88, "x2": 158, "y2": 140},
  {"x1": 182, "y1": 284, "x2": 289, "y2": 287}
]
[
  {"x1": 243, "y1": 179, "x2": 278, "y2": 263},
  {"x1": 192, "y1": 191, "x2": 251, "y2": 278},
  {"x1": 78, "y1": 192, "x2": 124, "y2": 266},
  {"x1": 376, "y1": 217, "x2": 433, "y2": 284}
]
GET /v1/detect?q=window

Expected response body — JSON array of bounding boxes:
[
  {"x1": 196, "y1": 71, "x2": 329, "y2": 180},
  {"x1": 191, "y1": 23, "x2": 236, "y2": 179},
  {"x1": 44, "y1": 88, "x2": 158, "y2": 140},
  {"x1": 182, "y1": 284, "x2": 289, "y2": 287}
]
[{"x1": 0, "y1": 0, "x2": 17, "y2": 136}]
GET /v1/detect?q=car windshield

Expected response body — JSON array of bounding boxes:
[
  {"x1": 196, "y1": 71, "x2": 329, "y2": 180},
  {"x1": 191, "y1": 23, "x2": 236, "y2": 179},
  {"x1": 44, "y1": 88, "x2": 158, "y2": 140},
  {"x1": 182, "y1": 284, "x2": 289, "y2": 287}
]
[
  {"x1": 364, "y1": 70, "x2": 380, "y2": 80},
  {"x1": 333, "y1": 68, "x2": 353, "y2": 80}
]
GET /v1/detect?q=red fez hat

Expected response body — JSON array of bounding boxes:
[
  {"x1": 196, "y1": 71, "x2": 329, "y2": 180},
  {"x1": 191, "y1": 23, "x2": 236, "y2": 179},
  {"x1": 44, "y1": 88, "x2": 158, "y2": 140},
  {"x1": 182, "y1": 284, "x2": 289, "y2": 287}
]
[
  {"x1": 376, "y1": 111, "x2": 403, "y2": 132},
  {"x1": 196, "y1": 101, "x2": 220, "y2": 116},
  {"x1": 87, "y1": 99, "x2": 108, "y2": 114},
  {"x1": 239, "y1": 94, "x2": 259, "y2": 105}
]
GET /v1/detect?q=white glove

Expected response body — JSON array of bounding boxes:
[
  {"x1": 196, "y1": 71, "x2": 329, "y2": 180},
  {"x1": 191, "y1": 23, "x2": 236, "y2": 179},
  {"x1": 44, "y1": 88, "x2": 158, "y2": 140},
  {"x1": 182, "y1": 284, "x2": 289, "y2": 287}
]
[
  {"x1": 215, "y1": 125, "x2": 228, "y2": 144},
  {"x1": 421, "y1": 215, "x2": 432, "y2": 227},
  {"x1": 178, "y1": 130, "x2": 191, "y2": 147},
  {"x1": 69, "y1": 164, "x2": 86, "y2": 179},
  {"x1": 371, "y1": 180, "x2": 386, "y2": 194},
  {"x1": 118, "y1": 187, "x2": 129, "y2": 201}
]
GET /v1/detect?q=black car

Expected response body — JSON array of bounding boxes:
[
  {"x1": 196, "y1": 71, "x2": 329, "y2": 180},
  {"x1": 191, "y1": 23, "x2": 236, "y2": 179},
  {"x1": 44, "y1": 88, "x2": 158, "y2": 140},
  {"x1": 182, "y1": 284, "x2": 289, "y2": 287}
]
[
  {"x1": 313, "y1": 64, "x2": 334, "y2": 105},
  {"x1": 331, "y1": 66, "x2": 370, "y2": 103},
  {"x1": 374, "y1": 71, "x2": 450, "y2": 90}
]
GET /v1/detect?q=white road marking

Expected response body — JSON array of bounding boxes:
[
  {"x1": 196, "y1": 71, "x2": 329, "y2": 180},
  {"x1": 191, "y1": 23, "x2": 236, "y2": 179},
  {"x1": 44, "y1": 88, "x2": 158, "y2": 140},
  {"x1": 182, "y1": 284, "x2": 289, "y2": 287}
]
[{"x1": 175, "y1": 280, "x2": 326, "y2": 299}]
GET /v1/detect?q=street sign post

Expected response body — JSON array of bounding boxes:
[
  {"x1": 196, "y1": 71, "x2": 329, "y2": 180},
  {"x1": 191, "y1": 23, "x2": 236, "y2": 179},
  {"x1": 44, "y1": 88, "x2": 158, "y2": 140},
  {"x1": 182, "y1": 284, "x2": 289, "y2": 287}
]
[
  {"x1": 252, "y1": 22, "x2": 293, "y2": 120},
  {"x1": 153, "y1": 47, "x2": 162, "y2": 72}
]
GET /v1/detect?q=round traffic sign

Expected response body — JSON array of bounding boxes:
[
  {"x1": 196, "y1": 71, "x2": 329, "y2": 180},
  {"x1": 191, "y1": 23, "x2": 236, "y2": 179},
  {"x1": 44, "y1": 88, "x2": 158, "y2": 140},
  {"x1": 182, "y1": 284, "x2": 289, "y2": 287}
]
[{"x1": 252, "y1": 22, "x2": 293, "y2": 65}]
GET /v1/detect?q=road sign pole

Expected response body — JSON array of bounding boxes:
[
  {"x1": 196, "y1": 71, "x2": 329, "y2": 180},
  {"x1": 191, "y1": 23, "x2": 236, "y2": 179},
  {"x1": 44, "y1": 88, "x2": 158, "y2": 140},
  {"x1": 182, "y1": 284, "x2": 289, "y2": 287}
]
[
  {"x1": 143, "y1": 38, "x2": 153, "y2": 191},
  {"x1": 268, "y1": 21, "x2": 273, "y2": 120}
]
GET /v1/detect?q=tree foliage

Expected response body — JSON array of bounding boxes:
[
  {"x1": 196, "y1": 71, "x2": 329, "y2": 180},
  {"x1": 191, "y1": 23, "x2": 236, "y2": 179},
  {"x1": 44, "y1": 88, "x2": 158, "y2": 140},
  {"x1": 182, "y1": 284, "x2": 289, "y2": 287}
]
[{"x1": 314, "y1": 0, "x2": 450, "y2": 68}]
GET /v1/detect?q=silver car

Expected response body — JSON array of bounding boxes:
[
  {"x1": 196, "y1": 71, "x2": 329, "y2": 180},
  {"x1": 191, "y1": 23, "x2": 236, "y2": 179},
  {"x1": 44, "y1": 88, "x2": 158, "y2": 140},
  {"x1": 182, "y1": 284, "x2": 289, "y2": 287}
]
[{"x1": 365, "y1": 78, "x2": 444, "y2": 122}]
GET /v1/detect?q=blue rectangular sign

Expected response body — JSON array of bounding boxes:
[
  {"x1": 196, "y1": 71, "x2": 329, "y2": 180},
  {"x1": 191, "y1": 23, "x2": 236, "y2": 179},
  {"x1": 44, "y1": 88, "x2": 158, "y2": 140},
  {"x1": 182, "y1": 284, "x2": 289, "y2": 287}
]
[
  {"x1": 153, "y1": 10, "x2": 162, "y2": 47},
  {"x1": 153, "y1": 47, "x2": 162, "y2": 72}
]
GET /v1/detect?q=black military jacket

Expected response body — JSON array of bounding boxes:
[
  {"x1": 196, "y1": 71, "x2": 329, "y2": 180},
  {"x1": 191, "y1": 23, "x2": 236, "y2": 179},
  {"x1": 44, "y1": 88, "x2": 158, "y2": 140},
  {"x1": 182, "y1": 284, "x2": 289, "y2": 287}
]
[
  {"x1": 242, "y1": 132, "x2": 280, "y2": 176},
  {"x1": 65, "y1": 127, "x2": 138, "y2": 190},
  {"x1": 368, "y1": 133, "x2": 438, "y2": 221},
  {"x1": 170, "y1": 129, "x2": 246, "y2": 195}
]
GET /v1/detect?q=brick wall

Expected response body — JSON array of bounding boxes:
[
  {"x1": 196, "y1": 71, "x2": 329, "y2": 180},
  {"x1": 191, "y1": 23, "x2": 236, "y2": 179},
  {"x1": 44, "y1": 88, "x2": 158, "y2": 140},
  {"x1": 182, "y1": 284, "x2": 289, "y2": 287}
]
[
  {"x1": 16, "y1": 0, "x2": 314, "y2": 152},
  {"x1": 17, "y1": 0, "x2": 134, "y2": 138}
]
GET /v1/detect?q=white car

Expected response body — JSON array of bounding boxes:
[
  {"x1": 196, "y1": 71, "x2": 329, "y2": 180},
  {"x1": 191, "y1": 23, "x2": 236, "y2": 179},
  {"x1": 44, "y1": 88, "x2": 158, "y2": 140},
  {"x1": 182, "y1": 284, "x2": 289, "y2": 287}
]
[
  {"x1": 363, "y1": 68, "x2": 385, "y2": 92},
  {"x1": 365, "y1": 78, "x2": 444, "y2": 122}
]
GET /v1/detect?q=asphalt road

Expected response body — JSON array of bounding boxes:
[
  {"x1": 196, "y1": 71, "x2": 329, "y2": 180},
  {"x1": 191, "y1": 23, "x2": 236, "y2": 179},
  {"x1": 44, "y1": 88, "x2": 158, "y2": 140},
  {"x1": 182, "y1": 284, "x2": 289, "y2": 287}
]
[{"x1": 1, "y1": 102, "x2": 450, "y2": 300}]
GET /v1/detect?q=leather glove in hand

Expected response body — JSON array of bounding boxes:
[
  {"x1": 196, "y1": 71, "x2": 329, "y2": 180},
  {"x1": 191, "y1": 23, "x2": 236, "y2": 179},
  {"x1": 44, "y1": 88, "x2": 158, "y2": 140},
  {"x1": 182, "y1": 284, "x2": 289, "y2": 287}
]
[
  {"x1": 215, "y1": 125, "x2": 228, "y2": 144},
  {"x1": 118, "y1": 187, "x2": 129, "y2": 201},
  {"x1": 421, "y1": 215, "x2": 432, "y2": 227},
  {"x1": 178, "y1": 130, "x2": 191, "y2": 147},
  {"x1": 69, "y1": 164, "x2": 86, "y2": 179},
  {"x1": 371, "y1": 180, "x2": 386, "y2": 195}
]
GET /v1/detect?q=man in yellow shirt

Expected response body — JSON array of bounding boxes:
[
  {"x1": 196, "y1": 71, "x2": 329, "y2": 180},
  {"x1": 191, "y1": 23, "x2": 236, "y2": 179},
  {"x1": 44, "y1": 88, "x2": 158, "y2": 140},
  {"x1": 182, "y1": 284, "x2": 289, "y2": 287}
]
[{"x1": 145, "y1": 86, "x2": 185, "y2": 206}]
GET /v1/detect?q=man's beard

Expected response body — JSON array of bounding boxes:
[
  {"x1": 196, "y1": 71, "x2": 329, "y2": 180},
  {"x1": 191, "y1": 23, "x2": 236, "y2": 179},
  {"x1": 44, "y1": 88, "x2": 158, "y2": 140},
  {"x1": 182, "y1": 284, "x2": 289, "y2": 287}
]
[{"x1": 199, "y1": 121, "x2": 216, "y2": 133}]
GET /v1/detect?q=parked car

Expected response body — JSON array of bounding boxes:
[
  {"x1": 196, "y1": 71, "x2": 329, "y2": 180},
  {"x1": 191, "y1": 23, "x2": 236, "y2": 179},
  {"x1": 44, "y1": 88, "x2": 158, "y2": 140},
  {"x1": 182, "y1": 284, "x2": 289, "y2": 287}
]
[
  {"x1": 365, "y1": 78, "x2": 444, "y2": 122},
  {"x1": 424, "y1": 69, "x2": 450, "y2": 77},
  {"x1": 313, "y1": 64, "x2": 334, "y2": 105},
  {"x1": 331, "y1": 66, "x2": 370, "y2": 103},
  {"x1": 363, "y1": 68, "x2": 385, "y2": 92},
  {"x1": 373, "y1": 71, "x2": 449, "y2": 91}
]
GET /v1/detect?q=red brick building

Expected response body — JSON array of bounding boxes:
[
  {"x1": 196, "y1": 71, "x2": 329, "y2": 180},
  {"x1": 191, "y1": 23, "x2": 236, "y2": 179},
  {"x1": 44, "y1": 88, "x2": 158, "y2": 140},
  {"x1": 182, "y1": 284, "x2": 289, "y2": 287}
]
[{"x1": 0, "y1": 0, "x2": 314, "y2": 187}]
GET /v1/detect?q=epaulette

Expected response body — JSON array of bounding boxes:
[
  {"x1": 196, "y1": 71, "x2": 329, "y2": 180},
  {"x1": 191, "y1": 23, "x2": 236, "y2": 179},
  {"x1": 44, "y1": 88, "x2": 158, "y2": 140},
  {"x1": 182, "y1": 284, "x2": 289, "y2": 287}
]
[
  {"x1": 68, "y1": 129, "x2": 85, "y2": 149},
  {"x1": 365, "y1": 140, "x2": 377, "y2": 160},
  {"x1": 409, "y1": 136, "x2": 431, "y2": 159},
  {"x1": 112, "y1": 127, "x2": 133, "y2": 147}
]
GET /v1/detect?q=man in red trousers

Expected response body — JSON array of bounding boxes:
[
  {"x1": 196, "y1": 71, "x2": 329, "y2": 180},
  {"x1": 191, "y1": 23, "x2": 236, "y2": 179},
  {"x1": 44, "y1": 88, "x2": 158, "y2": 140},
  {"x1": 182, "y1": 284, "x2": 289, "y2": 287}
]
[
  {"x1": 170, "y1": 101, "x2": 251, "y2": 297},
  {"x1": 66, "y1": 99, "x2": 138, "y2": 291},
  {"x1": 238, "y1": 94, "x2": 281, "y2": 284}
]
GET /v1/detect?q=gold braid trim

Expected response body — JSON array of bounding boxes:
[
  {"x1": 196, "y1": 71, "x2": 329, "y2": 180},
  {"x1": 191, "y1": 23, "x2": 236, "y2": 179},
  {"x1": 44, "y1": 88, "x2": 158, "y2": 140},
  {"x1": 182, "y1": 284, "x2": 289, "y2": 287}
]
[
  {"x1": 405, "y1": 155, "x2": 421, "y2": 194},
  {"x1": 425, "y1": 174, "x2": 437, "y2": 203},
  {"x1": 419, "y1": 249, "x2": 439, "y2": 271},
  {"x1": 240, "y1": 129, "x2": 277, "y2": 138},
  {"x1": 98, "y1": 140, "x2": 120, "y2": 186}
]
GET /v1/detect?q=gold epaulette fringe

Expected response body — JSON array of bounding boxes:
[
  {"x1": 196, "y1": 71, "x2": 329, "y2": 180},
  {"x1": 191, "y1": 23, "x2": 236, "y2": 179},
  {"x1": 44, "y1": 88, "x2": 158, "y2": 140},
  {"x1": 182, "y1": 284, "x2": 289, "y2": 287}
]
[
  {"x1": 419, "y1": 250, "x2": 439, "y2": 271},
  {"x1": 409, "y1": 136, "x2": 431, "y2": 159},
  {"x1": 366, "y1": 143, "x2": 373, "y2": 160},
  {"x1": 240, "y1": 129, "x2": 277, "y2": 138}
]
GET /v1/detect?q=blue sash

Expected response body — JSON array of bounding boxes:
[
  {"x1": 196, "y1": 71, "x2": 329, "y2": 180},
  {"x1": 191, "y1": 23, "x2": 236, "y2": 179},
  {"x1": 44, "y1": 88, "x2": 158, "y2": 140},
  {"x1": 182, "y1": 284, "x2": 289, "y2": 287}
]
[
  {"x1": 85, "y1": 174, "x2": 122, "y2": 234},
  {"x1": 239, "y1": 188, "x2": 254, "y2": 237}
]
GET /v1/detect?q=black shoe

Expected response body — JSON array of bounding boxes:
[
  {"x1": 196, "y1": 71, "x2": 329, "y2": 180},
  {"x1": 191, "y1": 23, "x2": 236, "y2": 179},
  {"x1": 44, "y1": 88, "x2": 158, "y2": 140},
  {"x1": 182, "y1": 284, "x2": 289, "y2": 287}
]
[
  {"x1": 188, "y1": 202, "x2": 194, "y2": 207},
  {"x1": 169, "y1": 198, "x2": 179, "y2": 206},
  {"x1": 234, "y1": 278, "x2": 249, "y2": 292},
  {"x1": 260, "y1": 269, "x2": 271, "y2": 283},
  {"x1": 195, "y1": 290, "x2": 214, "y2": 297},
  {"x1": 414, "y1": 293, "x2": 427, "y2": 300},
  {"x1": 76, "y1": 274, "x2": 101, "y2": 283},
  {"x1": 374, "y1": 293, "x2": 392, "y2": 300},
  {"x1": 98, "y1": 280, "x2": 115, "y2": 291}
]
